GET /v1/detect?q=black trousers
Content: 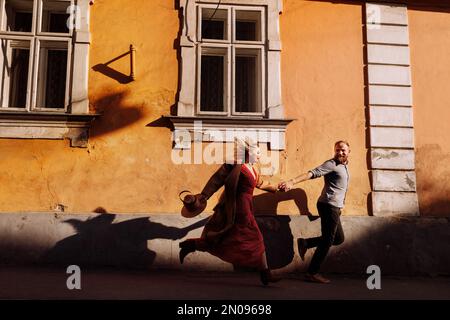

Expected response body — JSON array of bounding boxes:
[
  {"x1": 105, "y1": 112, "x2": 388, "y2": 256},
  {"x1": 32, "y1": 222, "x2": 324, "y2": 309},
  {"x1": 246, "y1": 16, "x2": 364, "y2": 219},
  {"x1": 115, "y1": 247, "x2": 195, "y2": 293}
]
[{"x1": 306, "y1": 201, "x2": 345, "y2": 275}]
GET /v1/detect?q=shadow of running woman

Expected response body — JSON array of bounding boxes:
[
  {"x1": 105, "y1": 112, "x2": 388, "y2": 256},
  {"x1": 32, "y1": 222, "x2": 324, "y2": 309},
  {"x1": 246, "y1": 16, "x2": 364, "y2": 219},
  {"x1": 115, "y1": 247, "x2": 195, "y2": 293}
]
[{"x1": 41, "y1": 208, "x2": 207, "y2": 269}]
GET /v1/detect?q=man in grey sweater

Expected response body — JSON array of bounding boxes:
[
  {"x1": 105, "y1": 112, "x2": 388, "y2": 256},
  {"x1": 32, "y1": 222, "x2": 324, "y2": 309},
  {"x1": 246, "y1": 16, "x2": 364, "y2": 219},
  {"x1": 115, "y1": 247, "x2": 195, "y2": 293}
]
[{"x1": 279, "y1": 141, "x2": 350, "y2": 284}]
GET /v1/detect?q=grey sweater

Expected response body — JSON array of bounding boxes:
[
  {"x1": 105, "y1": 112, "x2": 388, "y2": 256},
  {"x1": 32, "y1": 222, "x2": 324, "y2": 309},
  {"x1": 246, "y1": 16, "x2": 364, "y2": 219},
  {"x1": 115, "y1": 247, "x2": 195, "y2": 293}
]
[{"x1": 309, "y1": 158, "x2": 350, "y2": 208}]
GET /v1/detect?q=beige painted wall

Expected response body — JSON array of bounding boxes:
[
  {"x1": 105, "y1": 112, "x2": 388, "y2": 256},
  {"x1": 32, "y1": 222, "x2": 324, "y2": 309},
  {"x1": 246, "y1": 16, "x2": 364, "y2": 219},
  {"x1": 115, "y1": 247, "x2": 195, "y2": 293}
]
[
  {"x1": 0, "y1": 0, "x2": 371, "y2": 215},
  {"x1": 277, "y1": 0, "x2": 370, "y2": 216},
  {"x1": 409, "y1": 7, "x2": 450, "y2": 216}
]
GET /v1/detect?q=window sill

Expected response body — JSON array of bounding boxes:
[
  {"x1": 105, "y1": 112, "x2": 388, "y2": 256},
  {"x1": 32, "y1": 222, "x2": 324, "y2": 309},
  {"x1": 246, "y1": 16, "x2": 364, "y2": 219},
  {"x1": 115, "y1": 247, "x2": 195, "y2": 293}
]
[
  {"x1": 166, "y1": 115, "x2": 294, "y2": 150},
  {"x1": 0, "y1": 111, "x2": 101, "y2": 147}
]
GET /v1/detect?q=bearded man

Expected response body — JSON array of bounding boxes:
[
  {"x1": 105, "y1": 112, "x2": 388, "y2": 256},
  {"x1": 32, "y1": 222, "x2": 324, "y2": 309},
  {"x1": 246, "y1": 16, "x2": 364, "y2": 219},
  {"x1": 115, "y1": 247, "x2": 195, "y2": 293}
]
[{"x1": 279, "y1": 141, "x2": 350, "y2": 284}]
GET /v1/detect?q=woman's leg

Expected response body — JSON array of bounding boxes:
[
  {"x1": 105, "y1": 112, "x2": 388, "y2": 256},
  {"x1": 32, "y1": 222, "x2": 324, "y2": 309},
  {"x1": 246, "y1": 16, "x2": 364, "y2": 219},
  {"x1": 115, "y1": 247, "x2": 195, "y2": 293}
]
[
  {"x1": 260, "y1": 252, "x2": 269, "y2": 270},
  {"x1": 259, "y1": 251, "x2": 282, "y2": 285}
]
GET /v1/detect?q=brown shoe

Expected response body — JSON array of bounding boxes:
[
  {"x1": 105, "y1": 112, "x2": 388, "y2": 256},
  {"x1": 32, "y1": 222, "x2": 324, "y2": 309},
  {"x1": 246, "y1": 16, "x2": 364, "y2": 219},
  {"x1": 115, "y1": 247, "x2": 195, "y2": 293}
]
[
  {"x1": 260, "y1": 269, "x2": 282, "y2": 286},
  {"x1": 304, "y1": 273, "x2": 331, "y2": 284},
  {"x1": 297, "y1": 238, "x2": 308, "y2": 261}
]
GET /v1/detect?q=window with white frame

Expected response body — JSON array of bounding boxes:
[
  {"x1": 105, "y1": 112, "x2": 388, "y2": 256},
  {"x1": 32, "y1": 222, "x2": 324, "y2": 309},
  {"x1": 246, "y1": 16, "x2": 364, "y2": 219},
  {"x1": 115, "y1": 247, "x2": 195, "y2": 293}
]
[
  {"x1": 0, "y1": 0, "x2": 73, "y2": 111},
  {"x1": 0, "y1": 0, "x2": 93, "y2": 147},
  {"x1": 173, "y1": 1, "x2": 290, "y2": 151},
  {"x1": 197, "y1": 4, "x2": 265, "y2": 116}
]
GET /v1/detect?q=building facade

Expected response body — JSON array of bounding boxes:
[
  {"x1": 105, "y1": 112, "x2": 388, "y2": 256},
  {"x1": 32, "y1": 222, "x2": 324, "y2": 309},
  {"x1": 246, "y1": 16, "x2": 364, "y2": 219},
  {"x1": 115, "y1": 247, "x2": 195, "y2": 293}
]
[{"x1": 0, "y1": 0, "x2": 449, "y2": 274}]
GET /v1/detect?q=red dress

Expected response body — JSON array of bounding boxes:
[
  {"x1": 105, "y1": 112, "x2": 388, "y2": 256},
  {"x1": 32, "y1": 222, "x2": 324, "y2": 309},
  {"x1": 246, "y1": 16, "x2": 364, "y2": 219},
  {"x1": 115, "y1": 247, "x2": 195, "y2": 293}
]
[{"x1": 206, "y1": 165, "x2": 266, "y2": 268}]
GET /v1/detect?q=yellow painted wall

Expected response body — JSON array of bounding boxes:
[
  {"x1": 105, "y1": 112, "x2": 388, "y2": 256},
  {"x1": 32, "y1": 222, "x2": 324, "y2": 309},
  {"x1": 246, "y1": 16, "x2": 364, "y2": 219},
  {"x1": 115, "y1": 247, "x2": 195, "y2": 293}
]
[
  {"x1": 409, "y1": 7, "x2": 450, "y2": 216},
  {"x1": 0, "y1": 0, "x2": 370, "y2": 215},
  {"x1": 275, "y1": 0, "x2": 370, "y2": 216}
]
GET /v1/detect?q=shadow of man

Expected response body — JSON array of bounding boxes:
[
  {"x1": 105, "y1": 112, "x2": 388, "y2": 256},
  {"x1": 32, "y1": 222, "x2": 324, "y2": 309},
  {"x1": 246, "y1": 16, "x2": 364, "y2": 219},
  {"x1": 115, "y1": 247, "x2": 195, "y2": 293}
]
[
  {"x1": 254, "y1": 188, "x2": 318, "y2": 220},
  {"x1": 41, "y1": 208, "x2": 207, "y2": 269},
  {"x1": 251, "y1": 188, "x2": 318, "y2": 269}
]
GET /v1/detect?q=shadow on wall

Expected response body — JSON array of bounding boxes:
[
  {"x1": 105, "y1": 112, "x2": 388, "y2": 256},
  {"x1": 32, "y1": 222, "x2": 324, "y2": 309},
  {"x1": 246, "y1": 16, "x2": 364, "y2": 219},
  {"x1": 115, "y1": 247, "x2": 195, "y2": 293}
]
[
  {"x1": 41, "y1": 208, "x2": 208, "y2": 269},
  {"x1": 320, "y1": 215, "x2": 450, "y2": 276},
  {"x1": 89, "y1": 91, "x2": 145, "y2": 139},
  {"x1": 252, "y1": 189, "x2": 319, "y2": 269},
  {"x1": 92, "y1": 50, "x2": 134, "y2": 84}
]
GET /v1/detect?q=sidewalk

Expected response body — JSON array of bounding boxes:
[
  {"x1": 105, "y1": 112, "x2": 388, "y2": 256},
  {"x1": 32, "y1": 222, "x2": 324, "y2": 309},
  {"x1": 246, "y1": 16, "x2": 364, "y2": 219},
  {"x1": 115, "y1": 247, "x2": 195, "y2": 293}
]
[{"x1": 1, "y1": 266, "x2": 449, "y2": 300}]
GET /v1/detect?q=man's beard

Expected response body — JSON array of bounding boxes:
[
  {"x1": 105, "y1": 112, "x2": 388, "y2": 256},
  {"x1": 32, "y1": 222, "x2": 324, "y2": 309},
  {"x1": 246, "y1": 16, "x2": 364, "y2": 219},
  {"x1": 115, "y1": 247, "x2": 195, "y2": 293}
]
[{"x1": 335, "y1": 155, "x2": 348, "y2": 164}]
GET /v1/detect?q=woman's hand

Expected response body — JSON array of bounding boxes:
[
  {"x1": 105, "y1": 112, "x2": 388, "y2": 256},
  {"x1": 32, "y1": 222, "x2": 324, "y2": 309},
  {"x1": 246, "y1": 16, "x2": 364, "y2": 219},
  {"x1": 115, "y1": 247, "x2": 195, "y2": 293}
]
[{"x1": 278, "y1": 180, "x2": 294, "y2": 192}]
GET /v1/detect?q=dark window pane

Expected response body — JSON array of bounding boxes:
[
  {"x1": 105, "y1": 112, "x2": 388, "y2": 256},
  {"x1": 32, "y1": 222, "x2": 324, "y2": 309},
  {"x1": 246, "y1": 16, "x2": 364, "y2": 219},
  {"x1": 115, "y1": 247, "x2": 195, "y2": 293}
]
[
  {"x1": 235, "y1": 56, "x2": 256, "y2": 113},
  {"x1": 235, "y1": 10, "x2": 261, "y2": 41},
  {"x1": 201, "y1": 8, "x2": 227, "y2": 40},
  {"x1": 202, "y1": 20, "x2": 224, "y2": 40},
  {"x1": 8, "y1": 48, "x2": 29, "y2": 108},
  {"x1": 49, "y1": 13, "x2": 70, "y2": 33},
  {"x1": 236, "y1": 21, "x2": 256, "y2": 41},
  {"x1": 45, "y1": 50, "x2": 68, "y2": 108},
  {"x1": 42, "y1": 1, "x2": 71, "y2": 33},
  {"x1": 13, "y1": 12, "x2": 32, "y2": 32},
  {"x1": 4, "y1": 0, "x2": 33, "y2": 32},
  {"x1": 201, "y1": 55, "x2": 224, "y2": 112}
]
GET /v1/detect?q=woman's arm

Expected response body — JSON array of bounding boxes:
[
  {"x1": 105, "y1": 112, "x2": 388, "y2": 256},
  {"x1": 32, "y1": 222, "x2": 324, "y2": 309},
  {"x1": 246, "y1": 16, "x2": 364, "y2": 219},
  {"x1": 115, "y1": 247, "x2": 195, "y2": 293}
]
[
  {"x1": 257, "y1": 180, "x2": 279, "y2": 193},
  {"x1": 201, "y1": 163, "x2": 234, "y2": 199},
  {"x1": 254, "y1": 165, "x2": 278, "y2": 193}
]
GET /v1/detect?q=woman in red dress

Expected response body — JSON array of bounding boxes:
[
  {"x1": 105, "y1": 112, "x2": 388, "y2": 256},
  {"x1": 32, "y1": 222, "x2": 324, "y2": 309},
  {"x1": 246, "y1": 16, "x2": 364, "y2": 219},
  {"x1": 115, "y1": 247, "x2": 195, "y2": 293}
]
[{"x1": 179, "y1": 139, "x2": 282, "y2": 285}]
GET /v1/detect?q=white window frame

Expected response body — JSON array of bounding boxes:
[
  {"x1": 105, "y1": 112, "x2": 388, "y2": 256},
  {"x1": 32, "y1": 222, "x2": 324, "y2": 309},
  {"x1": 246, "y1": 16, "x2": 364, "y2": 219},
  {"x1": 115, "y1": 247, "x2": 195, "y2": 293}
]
[
  {"x1": 178, "y1": 0, "x2": 284, "y2": 119},
  {"x1": 196, "y1": 3, "x2": 266, "y2": 117},
  {"x1": 197, "y1": 44, "x2": 230, "y2": 116},
  {"x1": 197, "y1": 4, "x2": 231, "y2": 44},
  {"x1": 37, "y1": 0, "x2": 73, "y2": 37},
  {"x1": 0, "y1": 0, "x2": 73, "y2": 111},
  {"x1": 0, "y1": 0, "x2": 93, "y2": 147},
  {"x1": 0, "y1": 0, "x2": 38, "y2": 35},
  {"x1": 232, "y1": 6, "x2": 265, "y2": 45},
  {"x1": 174, "y1": 0, "x2": 293, "y2": 151},
  {"x1": 32, "y1": 36, "x2": 72, "y2": 111},
  {"x1": 232, "y1": 45, "x2": 265, "y2": 116},
  {"x1": 175, "y1": 0, "x2": 290, "y2": 151},
  {"x1": 0, "y1": 35, "x2": 34, "y2": 110}
]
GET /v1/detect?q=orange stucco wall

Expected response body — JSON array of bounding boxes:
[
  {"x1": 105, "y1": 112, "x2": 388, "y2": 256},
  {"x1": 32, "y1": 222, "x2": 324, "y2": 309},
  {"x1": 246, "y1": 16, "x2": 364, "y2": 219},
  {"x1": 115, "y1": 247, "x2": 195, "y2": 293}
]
[
  {"x1": 0, "y1": 0, "x2": 371, "y2": 215},
  {"x1": 0, "y1": 0, "x2": 188, "y2": 213},
  {"x1": 409, "y1": 7, "x2": 450, "y2": 216},
  {"x1": 277, "y1": 0, "x2": 370, "y2": 216}
]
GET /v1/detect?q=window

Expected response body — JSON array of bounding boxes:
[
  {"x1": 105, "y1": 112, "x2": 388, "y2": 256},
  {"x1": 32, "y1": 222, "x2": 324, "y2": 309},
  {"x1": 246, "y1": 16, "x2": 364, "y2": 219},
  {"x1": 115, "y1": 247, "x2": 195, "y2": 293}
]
[
  {"x1": 197, "y1": 5, "x2": 265, "y2": 116},
  {"x1": 0, "y1": 0, "x2": 71, "y2": 110},
  {"x1": 173, "y1": 0, "x2": 291, "y2": 151},
  {"x1": 0, "y1": 0, "x2": 94, "y2": 147}
]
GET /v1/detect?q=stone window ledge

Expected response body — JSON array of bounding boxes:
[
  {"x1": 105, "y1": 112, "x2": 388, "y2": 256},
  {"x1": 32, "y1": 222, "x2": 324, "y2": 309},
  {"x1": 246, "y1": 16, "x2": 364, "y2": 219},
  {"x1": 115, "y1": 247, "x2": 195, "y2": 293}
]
[
  {"x1": 167, "y1": 116, "x2": 294, "y2": 150},
  {"x1": 0, "y1": 112, "x2": 100, "y2": 147}
]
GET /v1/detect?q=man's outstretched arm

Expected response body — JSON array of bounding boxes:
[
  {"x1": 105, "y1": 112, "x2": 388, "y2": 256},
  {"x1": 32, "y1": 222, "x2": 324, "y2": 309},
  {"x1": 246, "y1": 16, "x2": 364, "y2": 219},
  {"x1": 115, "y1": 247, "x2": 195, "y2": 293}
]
[{"x1": 278, "y1": 171, "x2": 313, "y2": 191}]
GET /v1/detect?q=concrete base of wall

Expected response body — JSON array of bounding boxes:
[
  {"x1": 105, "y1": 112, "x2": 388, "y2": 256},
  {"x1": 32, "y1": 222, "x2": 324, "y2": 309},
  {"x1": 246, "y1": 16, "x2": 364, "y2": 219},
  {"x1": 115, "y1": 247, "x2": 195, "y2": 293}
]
[{"x1": 0, "y1": 212, "x2": 449, "y2": 276}]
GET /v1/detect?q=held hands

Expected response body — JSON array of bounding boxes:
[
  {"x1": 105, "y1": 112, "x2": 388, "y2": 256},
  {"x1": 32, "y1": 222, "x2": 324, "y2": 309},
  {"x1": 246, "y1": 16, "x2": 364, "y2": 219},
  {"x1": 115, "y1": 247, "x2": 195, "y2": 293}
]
[{"x1": 278, "y1": 180, "x2": 294, "y2": 192}]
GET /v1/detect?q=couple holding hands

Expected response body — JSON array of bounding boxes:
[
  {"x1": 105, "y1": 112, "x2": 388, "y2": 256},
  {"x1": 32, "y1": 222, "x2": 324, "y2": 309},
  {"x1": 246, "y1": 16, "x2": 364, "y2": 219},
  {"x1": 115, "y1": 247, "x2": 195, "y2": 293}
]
[{"x1": 179, "y1": 139, "x2": 350, "y2": 285}]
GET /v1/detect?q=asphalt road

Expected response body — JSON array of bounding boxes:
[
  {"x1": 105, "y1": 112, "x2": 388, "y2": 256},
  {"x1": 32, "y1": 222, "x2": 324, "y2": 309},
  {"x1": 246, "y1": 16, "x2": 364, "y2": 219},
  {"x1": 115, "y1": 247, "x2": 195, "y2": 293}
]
[{"x1": 1, "y1": 266, "x2": 449, "y2": 300}]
